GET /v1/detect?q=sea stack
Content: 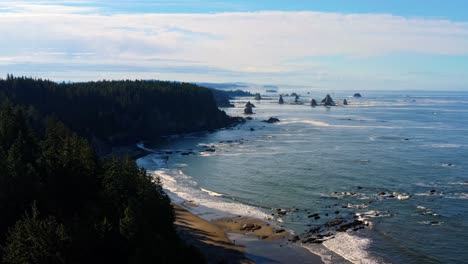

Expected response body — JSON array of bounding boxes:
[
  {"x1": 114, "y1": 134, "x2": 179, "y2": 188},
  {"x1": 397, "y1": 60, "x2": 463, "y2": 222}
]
[
  {"x1": 343, "y1": 99, "x2": 348, "y2": 105},
  {"x1": 244, "y1": 101, "x2": 254, "y2": 114},
  {"x1": 294, "y1": 95, "x2": 300, "y2": 103},
  {"x1": 353, "y1": 93, "x2": 362, "y2": 98},
  {"x1": 321, "y1": 94, "x2": 336, "y2": 106},
  {"x1": 279, "y1": 95, "x2": 284, "y2": 104},
  {"x1": 255, "y1": 93, "x2": 262, "y2": 100},
  {"x1": 311, "y1": 99, "x2": 317, "y2": 107}
]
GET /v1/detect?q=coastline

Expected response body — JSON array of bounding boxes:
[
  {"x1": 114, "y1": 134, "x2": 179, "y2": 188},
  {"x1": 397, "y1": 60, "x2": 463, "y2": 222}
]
[{"x1": 174, "y1": 204, "x2": 324, "y2": 264}]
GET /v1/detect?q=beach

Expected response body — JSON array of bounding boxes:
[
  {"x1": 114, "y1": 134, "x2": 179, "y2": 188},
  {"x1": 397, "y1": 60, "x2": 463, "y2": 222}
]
[
  {"x1": 174, "y1": 205, "x2": 324, "y2": 264},
  {"x1": 138, "y1": 90, "x2": 468, "y2": 263}
]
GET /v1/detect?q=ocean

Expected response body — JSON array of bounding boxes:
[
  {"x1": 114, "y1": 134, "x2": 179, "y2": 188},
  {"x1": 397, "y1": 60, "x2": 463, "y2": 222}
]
[{"x1": 137, "y1": 90, "x2": 468, "y2": 263}]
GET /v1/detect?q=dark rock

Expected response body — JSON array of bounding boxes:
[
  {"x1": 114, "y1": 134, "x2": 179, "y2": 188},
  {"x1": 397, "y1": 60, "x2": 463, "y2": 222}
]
[
  {"x1": 336, "y1": 220, "x2": 364, "y2": 232},
  {"x1": 325, "y1": 218, "x2": 345, "y2": 228},
  {"x1": 241, "y1": 223, "x2": 261, "y2": 232},
  {"x1": 343, "y1": 99, "x2": 348, "y2": 105},
  {"x1": 353, "y1": 93, "x2": 362, "y2": 98},
  {"x1": 246, "y1": 116, "x2": 253, "y2": 120},
  {"x1": 294, "y1": 95, "x2": 300, "y2": 103},
  {"x1": 245, "y1": 101, "x2": 256, "y2": 108},
  {"x1": 263, "y1": 117, "x2": 280, "y2": 123},
  {"x1": 254, "y1": 93, "x2": 262, "y2": 100},
  {"x1": 307, "y1": 213, "x2": 319, "y2": 219},
  {"x1": 321, "y1": 94, "x2": 336, "y2": 106},
  {"x1": 204, "y1": 148, "x2": 216, "y2": 152},
  {"x1": 289, "y1": 235, "x2": 300, "y2": 242},
  {"x1": 249, "y1": 128, "x2": 255, "y2": 131},
  {"x1": 307, "y1": 226, "x2": 321, "y2": 234},
  {"x1": 275, "y1": 229, "x2": 286, "y2": 233},
  {"x1": 291, "y1": 93, "x2": 298, "y2": 97},
  {"x1": 311, "y1": 99, "x2": 317, "y2": 107},
  {"x1": 165, "y1": 151, "x2": 173, "y2": 154},
  {"x1": 244, "y1": 101, "x2": 254, "y2": 114},
  {"x1": 279, "y1": 95, "x2": 284, "y2": 104}
]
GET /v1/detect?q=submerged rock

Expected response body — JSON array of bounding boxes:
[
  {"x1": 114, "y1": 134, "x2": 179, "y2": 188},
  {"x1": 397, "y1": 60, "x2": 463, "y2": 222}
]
[
  {"x1": 353, "y1": 93, "x2": 362, "y2": 98},
  {"x1": 262, "y1": 117, "x2": 280, "y2": 123},
  {"x1": 321, "y1": 94, "x2": 336, "y2": 106}
]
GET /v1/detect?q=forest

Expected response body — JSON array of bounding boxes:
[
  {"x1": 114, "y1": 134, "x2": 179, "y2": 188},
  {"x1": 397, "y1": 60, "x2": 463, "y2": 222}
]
[
  {"x1": 0, "y1": 75, "x2": 239, "y2": 151},
  {"x1": 0, "y1": 76, "x2": 241, "y2": 263}
]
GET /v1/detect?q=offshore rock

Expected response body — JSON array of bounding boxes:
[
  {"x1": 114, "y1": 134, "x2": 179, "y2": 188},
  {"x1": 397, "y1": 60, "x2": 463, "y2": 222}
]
[
  {"x1": 311, "y1": 99, "x2": 317, "y2": 107},
  {"x1": 321, "y1": 94, "x2": 336, "y2": 106},
  {"x1": 262, "y1": 117, "x2": 280, "y2": 123}
]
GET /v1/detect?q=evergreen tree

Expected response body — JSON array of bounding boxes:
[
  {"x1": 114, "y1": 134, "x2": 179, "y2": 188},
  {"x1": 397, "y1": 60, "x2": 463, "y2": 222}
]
[{"x1": 2, "y1": 204, "x2": 70, "y2": 264}]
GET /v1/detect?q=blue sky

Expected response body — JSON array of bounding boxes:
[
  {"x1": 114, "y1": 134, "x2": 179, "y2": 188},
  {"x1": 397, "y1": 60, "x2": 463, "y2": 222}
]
[{"x1": 0, "y1": 0, "x2": 467, "y2": 90}]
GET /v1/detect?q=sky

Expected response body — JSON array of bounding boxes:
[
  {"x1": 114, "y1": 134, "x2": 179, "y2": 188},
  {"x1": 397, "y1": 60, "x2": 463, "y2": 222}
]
[{"x1": 0, "y1": 0, "x2": 468, "y2": 90}]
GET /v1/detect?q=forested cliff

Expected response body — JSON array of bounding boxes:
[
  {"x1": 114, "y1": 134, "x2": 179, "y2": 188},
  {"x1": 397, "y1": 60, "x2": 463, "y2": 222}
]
[{"x1": 0, "y1": 76, "x2": 238, "y2": 146}]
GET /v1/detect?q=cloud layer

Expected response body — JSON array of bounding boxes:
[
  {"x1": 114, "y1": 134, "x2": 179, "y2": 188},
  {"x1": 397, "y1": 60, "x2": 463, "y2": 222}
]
[{"x1": 1, "y1": 2, "x2": 468, "y2": 88}]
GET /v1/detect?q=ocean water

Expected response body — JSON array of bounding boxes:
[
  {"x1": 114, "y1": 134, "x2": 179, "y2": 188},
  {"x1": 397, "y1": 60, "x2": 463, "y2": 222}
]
[{"x1": 137, "y1": 91, "x2": 468, "y2": 264}]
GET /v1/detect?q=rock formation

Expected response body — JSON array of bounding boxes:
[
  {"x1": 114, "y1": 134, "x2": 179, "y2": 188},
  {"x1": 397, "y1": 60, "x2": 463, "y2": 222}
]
[
  {"x1": 353, "y1": 93, "x2": 362, "y2": 98},
  {"x1": 254, "y1": 93, "x2": 262, "y2": 100},
  {"x1": 244, "y1": 101, "x2": 254, "y2": 114},
  {"x1": 343, "y1": 99, "x2": 348, "y2": 105},
  {"x1": 321, "y1": 94, "x2": 336, "y2": 106},
  {"x1": 311, "y1": 99, "x2": 317, "y2": 107},
  {"x1": 279, "y1": 95, "x2": 284, "y2": 104}
]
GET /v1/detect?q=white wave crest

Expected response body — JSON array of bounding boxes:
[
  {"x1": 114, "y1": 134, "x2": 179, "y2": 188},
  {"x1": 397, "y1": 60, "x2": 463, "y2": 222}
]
[{"x1": 323, "y1": 232, "x2": 382, "y2": 264}]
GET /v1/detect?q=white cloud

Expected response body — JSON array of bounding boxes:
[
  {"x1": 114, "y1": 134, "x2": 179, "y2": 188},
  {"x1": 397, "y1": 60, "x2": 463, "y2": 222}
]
[{"x1": 0, "y1": 5, "x2": 467, "y2": 88}]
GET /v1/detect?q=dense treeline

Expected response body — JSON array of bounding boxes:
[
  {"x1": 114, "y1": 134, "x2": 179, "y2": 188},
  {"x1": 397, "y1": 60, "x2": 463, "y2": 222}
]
[
  {"x1": 210, "y1": 89, "x2": 253, "y2": 107},
  {"x1": 0, "y1": 102, "x2": 204, "y2": 263},
  {"x1": 0, "y1": 76, "x2": 222, "y2": 263},
  {"x1": 0, "y1": 75, "x2": 237, "y2": 149}
]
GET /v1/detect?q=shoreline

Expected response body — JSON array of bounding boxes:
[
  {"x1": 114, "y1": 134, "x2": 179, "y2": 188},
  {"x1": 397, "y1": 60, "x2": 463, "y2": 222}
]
[{"x1": 174, "y1": 204, "x2": 324, "y2": 264}]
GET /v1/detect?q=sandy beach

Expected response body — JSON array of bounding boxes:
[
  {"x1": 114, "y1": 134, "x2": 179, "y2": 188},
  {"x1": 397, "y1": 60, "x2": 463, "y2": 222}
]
[{"x1": 174, "y1": 205, "x2": 324, "y2": 264}]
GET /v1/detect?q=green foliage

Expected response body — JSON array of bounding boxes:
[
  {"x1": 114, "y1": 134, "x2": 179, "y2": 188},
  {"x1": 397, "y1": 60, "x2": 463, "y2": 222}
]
[{"x1": 2, "y1": 204, "x2": 70, "y2": 264}]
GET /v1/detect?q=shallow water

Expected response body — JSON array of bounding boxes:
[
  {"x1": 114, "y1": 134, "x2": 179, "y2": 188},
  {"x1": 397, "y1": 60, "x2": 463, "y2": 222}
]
[{"x1": 138, "y1": 91, "x2": 468, "y2": 263}]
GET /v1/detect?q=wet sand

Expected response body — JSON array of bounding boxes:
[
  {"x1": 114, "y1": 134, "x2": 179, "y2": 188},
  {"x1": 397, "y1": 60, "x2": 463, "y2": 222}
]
[{"x1": 174, "y1": 205, "x2": 324, "y2": 264}]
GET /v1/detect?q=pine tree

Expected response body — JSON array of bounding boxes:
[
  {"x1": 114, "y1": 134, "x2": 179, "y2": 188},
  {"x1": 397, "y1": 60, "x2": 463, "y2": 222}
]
[{"x1": 2, "y1": 204, "x2": 71, "y2": 264}]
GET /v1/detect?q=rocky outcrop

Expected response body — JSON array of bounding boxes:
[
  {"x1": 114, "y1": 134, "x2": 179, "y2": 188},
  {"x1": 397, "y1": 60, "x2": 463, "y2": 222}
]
[
  {"x1": 294, "y1": 95, "x2": 300, "y2": 103},
  {"x1": 262, "y1": 117, "x2": 280, "y2": 123},
  {"x1": 321, "y1": 94, "x2": 336, "y2": 106},
  {"x1": 244, "y1": 101, "x2": 254, "y2": 114},
  {"x1": 343, "y1": 99, "x2": 348, "y2": 105},
  {"x1": 240, "y1": 223, "x2": 262, "y2": 232},
  {"x1": 245, "y1": 101, "x2": 255, "y2": 108},
  {"x1": 311, "y1": 99, "x2": 317, "y2": 107},
  {"x1": 279, "y1": 95, "x2": 284, "y2": 104},
  {"x1": 353, "y1": 93, "x2": 362, "y2": 98},
  {"x1": 254, "y1": 93, "x2": 262, "y2": 100}
]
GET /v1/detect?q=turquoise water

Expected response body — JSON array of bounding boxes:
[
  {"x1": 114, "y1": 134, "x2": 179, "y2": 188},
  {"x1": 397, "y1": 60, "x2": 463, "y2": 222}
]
[{"x1": 138, "y1": 91, "x2": 468, "y2": 263}]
